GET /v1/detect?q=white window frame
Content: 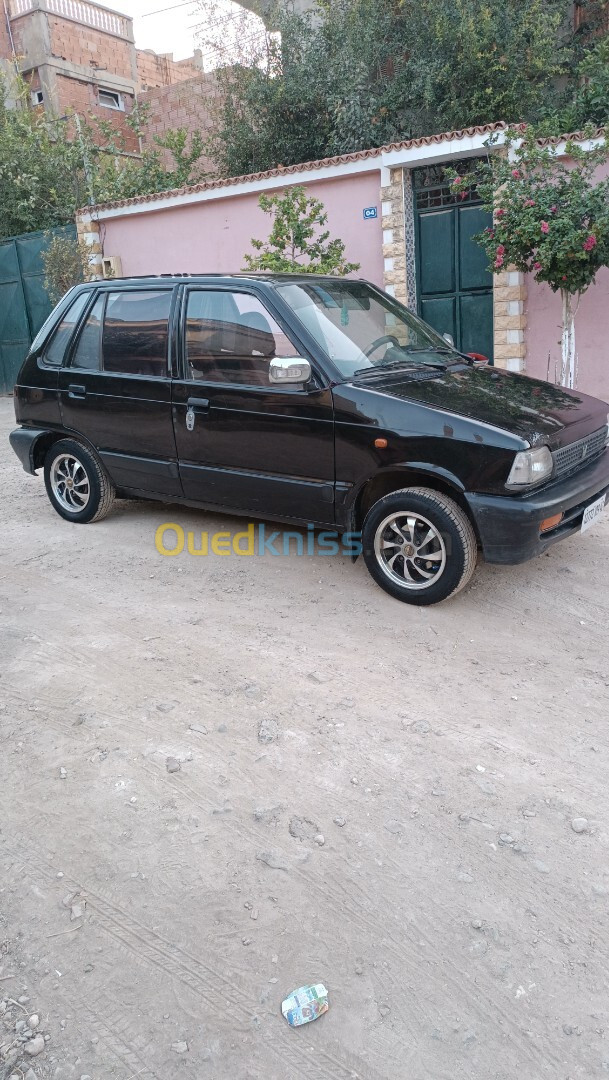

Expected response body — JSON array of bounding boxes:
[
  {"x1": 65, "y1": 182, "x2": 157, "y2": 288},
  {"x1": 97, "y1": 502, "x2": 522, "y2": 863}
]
[
  {"x1": 31, "y1": 89, "x2": 44, "y2": 106},
  {"x1": 98, "y1": 88, "x2": 124, "y2": 111}
]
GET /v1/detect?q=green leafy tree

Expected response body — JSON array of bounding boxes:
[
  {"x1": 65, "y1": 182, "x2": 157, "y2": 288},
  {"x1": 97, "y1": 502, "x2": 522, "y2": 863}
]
[
  {"x1": 451, "y1": 129, "x2": 609, "y2": 387},
  {"x1": 0, "y1": 78, "x2": 207, "y2": 238},
  {"x1": 0, "y1": 78, "x2": 87, "y2": 239},
  {"x1": 75, "y1": 104, "x2": 207, "y2": 205},
  {"x1": 545, "y1": 36, "x2": 609, "y2": 132},
  {"x1": 243, "y1": 186, "x2": 360, "y2": 275},
  {"x1": 206, "y1": 0, "x2": 577, "y2": 177},
  {"x1": 41, "y1": 231, "x2": 91, "y2": 305}
]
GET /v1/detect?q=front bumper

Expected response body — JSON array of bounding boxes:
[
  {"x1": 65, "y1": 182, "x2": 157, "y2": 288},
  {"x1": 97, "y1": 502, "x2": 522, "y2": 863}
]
[{"x1": 466, "y1": 448, "x2": 609, "y2": 565}]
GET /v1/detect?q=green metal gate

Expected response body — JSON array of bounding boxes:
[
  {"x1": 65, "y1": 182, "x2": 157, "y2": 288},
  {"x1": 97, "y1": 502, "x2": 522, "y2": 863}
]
[
  {"x1": 414, "y1": 164, "x2": 494, "y2": 362},
  {"x1": 0, "y1": 225, "x2": 76, "y2": 394}
]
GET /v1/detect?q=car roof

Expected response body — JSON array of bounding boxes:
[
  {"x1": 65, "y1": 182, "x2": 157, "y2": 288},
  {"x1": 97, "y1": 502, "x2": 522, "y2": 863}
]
[{"x1": 76, "y1": 273, "x2": 369, "y2": 288}]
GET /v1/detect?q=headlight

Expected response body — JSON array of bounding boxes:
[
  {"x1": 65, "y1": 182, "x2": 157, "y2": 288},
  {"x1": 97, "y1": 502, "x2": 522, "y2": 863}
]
[{"x1": 506, "y1": 446, "x2": 553, "y2": 489}]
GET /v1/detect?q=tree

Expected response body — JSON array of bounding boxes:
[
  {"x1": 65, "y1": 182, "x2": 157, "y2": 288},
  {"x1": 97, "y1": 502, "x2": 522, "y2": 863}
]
[
  {"x1": 205, "y1": 0, "x2": 577, "y2": 177},
  {"x1": 0, "y1": 76, "x2": 207, "y2": 239},
  {"x1": 243, "y1": 186, "x2": 360, "y2": 275},
  {"x1": 0, "y1": 78, "x2": 87, "y2": 239},
  {"x1": 452, "y1": 129, "x2": 609, "y2": 387},
  {"x1": 41, "y1": 231, "x2": 91, "y2": 305}
]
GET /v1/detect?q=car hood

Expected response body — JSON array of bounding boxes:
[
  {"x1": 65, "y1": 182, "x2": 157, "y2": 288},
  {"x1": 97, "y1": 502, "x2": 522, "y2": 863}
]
[{"x1": 352, "y1": 364, "x2": 607, "y2": 449}]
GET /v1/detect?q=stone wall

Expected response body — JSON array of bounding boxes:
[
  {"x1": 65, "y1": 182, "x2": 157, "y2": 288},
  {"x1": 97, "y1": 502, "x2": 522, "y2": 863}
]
[
  {"x1": 380, "y1": 167, "x2": 409, "y2": 306},
  {"x1": 492, "y1": 270, "x2": 527, "y2": 372},
  {"x1": 76, "y1": 215, "x2": 103, "y2": 279}
]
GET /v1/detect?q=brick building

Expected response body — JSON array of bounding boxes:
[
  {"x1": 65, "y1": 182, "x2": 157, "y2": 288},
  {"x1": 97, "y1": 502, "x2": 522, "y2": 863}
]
[{"x1": 1, "y1": 0, "x2": 213, "y2": 155}]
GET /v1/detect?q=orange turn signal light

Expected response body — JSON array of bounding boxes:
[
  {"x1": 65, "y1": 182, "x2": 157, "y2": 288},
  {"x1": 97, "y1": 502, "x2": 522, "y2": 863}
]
[
  {"x1": 374, "y1": 438, "x2": 388, "y2": 449},
  {"x1": 540, "y1": 513, "x2": 563, "y2": 533}
]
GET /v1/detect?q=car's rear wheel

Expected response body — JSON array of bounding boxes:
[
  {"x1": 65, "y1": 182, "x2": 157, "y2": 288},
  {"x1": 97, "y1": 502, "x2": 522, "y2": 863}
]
[
  {"x1": 362, "y1": 487, "x2": 477, "y2": 605},
  {"x1": 44, "y1": 439, "x2": 115, "y2": 524}
]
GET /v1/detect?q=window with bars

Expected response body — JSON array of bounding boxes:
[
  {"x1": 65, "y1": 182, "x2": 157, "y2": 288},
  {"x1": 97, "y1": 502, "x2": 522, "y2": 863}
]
[{"x1": 413, "y1": 161, "x2": 482, "y2": 211}]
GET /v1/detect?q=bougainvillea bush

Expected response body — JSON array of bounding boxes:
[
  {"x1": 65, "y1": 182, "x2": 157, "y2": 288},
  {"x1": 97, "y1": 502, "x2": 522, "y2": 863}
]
[{"x1": 450, "y1": 128, "x2": 609, "y2": 387}]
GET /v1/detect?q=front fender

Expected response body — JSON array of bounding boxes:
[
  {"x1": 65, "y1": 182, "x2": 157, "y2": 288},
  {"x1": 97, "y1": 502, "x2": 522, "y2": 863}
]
[{"x1": 339, "y1": 461, "x2": 467, "y2": 531}]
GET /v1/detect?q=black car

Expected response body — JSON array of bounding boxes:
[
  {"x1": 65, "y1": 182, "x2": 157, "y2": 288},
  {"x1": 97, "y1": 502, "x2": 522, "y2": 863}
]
[{"x1": 10, "y1": 274, "x2": 609, "y2": 605}]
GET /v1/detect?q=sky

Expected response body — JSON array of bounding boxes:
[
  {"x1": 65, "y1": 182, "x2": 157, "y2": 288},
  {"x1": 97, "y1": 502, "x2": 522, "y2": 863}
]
[{"x1": 118, "y1": 0, "x2": 263, "y2": 63}]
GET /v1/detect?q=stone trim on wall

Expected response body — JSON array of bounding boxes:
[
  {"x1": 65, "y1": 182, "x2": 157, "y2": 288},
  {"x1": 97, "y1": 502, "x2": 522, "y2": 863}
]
[
  {"x1": 493, "y1": 269, "x2": 526, "y2": 371},
  {"x1": 381, "y1": 167, "x2": 409, "y2": 306},
  {"x1": 76, "y1": 215, "x2": 103, "y2": 278}
]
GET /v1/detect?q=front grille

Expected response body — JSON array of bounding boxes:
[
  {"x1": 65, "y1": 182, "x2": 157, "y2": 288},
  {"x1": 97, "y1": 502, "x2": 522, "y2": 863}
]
[{"x1": 552, "y1": 426, "x2": 608, "y2": 480}]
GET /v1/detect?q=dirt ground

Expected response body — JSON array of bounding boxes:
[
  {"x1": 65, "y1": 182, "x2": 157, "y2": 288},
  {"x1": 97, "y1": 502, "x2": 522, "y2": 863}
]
[{"x1": 1, "y1": 393, "x2": 609, "y2": 1080}]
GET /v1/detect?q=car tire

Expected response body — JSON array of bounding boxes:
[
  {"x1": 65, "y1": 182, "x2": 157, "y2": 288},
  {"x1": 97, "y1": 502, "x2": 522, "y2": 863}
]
[
  {"x1": 44, "y1": 438, "x2": 115, "y2": 524},
  {"x1": 362, "y1": 486, "x2": 477, "y2": 605}
]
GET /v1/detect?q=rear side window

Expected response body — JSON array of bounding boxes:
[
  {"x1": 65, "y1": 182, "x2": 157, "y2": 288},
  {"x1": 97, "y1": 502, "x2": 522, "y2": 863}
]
[
  {"x1": 71, "y1": 296, "x2": 104, "y2": 369},
  {"x1": 102, "y1": 290, "x2": 172, "y2": 377},
  {"x1": 44, "y1": 293, "x2": 90, "y2": 366}
]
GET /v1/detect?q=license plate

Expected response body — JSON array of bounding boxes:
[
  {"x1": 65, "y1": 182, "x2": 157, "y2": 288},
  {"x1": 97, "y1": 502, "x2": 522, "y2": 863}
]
[{"x1": 581, "y1": 493, "x2": 607, "y2": 533}]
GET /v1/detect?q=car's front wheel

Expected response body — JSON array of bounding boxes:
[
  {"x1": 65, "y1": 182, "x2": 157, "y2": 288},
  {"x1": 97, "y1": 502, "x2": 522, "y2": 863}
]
[
  {"x1": 44, "y1": 439, "x2": 115, "y2": 524},
  {"x1": 362, "y1": 487, "x2": 477, "y2": 605}
]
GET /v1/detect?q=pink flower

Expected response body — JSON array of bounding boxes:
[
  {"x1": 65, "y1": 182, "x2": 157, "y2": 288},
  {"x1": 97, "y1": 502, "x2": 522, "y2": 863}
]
[
  {"x1": 495, "y1": 208, "x2": 506, "y2": 218},
  {"x1": 534, "y1": 261, "x2": 542, "y2": 270},
  {"x1": 540, "y1": 221, "x2": 549, "y2": 234},
  {"x1": 583, "y1": 234, "x2": 597, "y2": 252},
  {"x1": 511, "y1": 169, "x2": 520, "y2": 178},
  {"x1": 494, "y1": 255, "x2": 504, "y2": 268},
  {"x1": 524, "y1": 199, "x2": 535, "y2": 207},
  {"x1": 550, "y1": 205, "x2": 557, "y2": 214},
  {"x1": 496, "y1": 244, "x2": 505, "y2": 256},
  {"x1": 452, "y1": 177, "x2": 463, "y2": 186}
]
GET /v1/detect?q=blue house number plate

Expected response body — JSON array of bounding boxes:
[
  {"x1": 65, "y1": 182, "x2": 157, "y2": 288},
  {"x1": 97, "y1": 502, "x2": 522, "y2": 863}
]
[{"x1": 363, "y1": 206, "x2": 378, "y2": 219}]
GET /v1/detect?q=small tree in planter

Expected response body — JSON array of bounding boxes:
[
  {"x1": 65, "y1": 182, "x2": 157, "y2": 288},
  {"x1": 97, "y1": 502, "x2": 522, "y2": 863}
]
[
  {"x1": 244, "y1": 186, "x2": 360, "y2": 275},
  {"x1": 451, "y1": 129, "x2": 609, "y2": 388}
]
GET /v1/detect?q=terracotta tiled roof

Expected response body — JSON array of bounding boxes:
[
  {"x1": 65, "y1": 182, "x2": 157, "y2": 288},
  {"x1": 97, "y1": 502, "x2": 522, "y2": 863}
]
[{"x1": 80, "y1": 121, "x2": 605, "y2": 216}]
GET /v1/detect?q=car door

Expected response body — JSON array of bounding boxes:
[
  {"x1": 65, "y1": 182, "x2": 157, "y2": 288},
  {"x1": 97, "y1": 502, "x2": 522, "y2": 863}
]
[
  {"x1": 58, "y1": 286, "x2": 182, "y2": 497},
  {"x1": 172, "y1": 284, "x2": 336, "y2": 525}
]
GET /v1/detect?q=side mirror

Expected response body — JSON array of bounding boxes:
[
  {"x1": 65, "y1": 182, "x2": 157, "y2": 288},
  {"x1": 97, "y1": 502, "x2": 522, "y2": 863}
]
[
  {"x1": 443, "y1": 332, "x2": 455, "y2": 348},
  {"x1": 269, "y1": 357, "x2": 312, "y2": 385}
]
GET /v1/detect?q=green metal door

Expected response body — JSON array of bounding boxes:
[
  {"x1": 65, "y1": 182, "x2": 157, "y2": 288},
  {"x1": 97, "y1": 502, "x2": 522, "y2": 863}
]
[
  {"x1": 414, "y1": 165, "x2": 494, "y2": 362},
  {"x1": 0, "y1": 225, "x2": 76, "y2": 394}
]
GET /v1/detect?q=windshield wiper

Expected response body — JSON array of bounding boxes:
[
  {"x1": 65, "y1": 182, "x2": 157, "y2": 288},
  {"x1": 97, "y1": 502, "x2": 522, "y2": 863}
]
[{"x1": 353, "y1": 360, "x2": 444, "y2": 377}]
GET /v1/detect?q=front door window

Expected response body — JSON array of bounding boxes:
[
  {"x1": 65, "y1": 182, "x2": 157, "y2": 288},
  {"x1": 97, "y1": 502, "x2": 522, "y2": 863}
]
[{"x1": 185, "y1": 290, "x2": 300, "y2": 386}]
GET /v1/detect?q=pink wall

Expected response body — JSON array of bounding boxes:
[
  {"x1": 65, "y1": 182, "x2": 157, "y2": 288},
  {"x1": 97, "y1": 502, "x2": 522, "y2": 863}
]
[
  {"x1": 526, "y1": 270, "x2": 609, "y2": 403},
  {"x1": 525, "y1": 158, "x2": 609, "y2": 404},
  {"x1": 100, "y1": 172, "x2": 384, "y2": 287}
]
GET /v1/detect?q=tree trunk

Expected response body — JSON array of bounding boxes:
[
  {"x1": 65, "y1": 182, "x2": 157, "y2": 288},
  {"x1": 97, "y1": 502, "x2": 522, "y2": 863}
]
[{"x1": 560, "y1": 288, "x2": 578, "y2": 389}]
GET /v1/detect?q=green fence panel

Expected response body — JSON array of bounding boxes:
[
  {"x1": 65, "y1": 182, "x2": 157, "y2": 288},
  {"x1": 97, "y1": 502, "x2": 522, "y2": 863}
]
[{"x1": 0, "y1": 224, "x2": 76, "y2": 393}]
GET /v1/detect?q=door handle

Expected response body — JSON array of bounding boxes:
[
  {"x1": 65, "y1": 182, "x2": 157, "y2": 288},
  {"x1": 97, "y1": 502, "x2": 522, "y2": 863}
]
[
  {"x1": 68, "y1": 384, "x2": 86, "y2": 399},
  {"x1": 185, "y1": 397, "x2": 209, "y2": 432},
  {"x1": 187, "y1": 397, "x2": 210, "y2": 413}
]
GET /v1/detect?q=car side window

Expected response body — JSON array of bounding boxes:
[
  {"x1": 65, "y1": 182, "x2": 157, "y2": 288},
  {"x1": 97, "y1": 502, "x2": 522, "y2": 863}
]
[
  {"x1": 185, "y1": 290, "x2": 301, "y2": 386},
  {"x1": 70, "y1": 295, "x2": 104, "y2": 369},
  {"x1": 102, "y1": 290, "x2": 173, "y2": 377},
  {"x1": 44, "y1": 293, "x2": 90, "y2": 366}
]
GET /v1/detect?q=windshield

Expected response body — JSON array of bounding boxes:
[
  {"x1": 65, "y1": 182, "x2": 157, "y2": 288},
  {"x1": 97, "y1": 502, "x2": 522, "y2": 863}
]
[{"x1": 276, "y1": 280, "x2": 463, "y2": 378}]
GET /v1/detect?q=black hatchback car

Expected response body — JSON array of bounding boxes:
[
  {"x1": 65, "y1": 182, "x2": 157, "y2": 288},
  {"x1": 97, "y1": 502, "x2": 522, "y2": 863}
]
[{"x1": 10, "y1": 274, "x2": 609, "y2": 604}]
